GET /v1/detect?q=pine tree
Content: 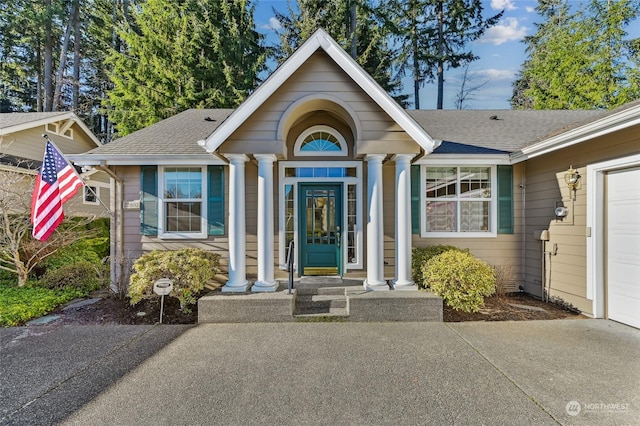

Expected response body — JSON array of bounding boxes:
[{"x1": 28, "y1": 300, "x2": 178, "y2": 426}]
[{"x1": 104, "y1": 0, "x2": 266, "y2": 136}]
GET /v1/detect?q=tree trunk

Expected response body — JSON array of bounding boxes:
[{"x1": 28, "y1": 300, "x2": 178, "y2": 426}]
[
  {"x1": 350, "y1": 3, "x2": 357, "y2": 59},
  {"x1": 412, "y1": 0, "x2": 420, "y2": 109},
  {"x1": 53, "y1": 0, "x2": 78, "y2": 111},
  {"x1": 44, "y1": 0, "x2": 54, "y2": 111},
  {"x1": 436, "y1": 1, "x2": 444, "y2": 110},
  {"x1": 36, "y1": 38, "x2": 42, "y2": 112},
  {"x1": 73, "y1": 0, "x2": 81, "y2": 110}
]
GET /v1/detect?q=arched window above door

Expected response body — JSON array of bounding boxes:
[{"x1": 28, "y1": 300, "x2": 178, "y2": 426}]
[{"x1": 294, "y1": 125, "x2": 348, "y2": 156}]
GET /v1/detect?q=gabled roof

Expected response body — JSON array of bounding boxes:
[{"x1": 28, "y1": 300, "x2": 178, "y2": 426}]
[
  {"x1": 0, "y1": 111, "x2": 101, "y2": 146},
  {"x1": 203, "y1": 28, "x2": 435, "y2": 154},
  {"x1": 71, "y1": 109, "x2": 233, "y2": 165}
]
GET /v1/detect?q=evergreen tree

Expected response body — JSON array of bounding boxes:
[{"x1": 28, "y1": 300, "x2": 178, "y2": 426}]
[
  {"x1": 388, "y1": 0, "x2": 502, "y2": 109},
  {"x1": 511, "y1": 0, "x2": 640, "y2": 110},
  {"x1": 104, "y1": 0, "x2": 266, "y2": 136},
  {"x1": 275, "y1": 0, "x2": 407, "y2": 106}
]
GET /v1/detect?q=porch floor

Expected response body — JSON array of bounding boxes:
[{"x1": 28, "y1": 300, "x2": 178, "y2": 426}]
[{"x1": 198, "y1": 277, "x2": 443, "y2": 323}]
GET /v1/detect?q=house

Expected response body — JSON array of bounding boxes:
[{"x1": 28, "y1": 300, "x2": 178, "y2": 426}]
[
  {"x1": 0, "y1": 111, "x2": 111, "y2": 217},
  {"x1": 71, "y1": 30, "x2": 640, "y2": 328}
]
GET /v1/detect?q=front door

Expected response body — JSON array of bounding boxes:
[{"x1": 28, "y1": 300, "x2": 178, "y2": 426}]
[{"x1": 299, "y1": 183, "x2": 342, "y2": 276}]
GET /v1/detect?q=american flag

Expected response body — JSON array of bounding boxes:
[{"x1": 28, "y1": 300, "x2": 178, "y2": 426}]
[{"x1": 31, "y1": 140, "x2": 84, "y2": 241}]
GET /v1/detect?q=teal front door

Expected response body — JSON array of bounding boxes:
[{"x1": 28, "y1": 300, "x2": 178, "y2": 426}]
[{"x1": 299, "y1": 183, "x2": 343, "y2": 276}]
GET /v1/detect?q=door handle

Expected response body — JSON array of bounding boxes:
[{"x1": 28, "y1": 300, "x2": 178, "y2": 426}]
[{"x1": 336, "y1": 226, "x2": 341, "y2": 246}]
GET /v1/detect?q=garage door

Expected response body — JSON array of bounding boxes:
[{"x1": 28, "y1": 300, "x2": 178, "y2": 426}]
[{"x1": 607, "y1": 168, "x2": 640, "y2": 328}]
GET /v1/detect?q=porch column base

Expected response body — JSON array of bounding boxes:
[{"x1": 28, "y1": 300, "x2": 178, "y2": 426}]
[
  {"x1": 363, "y1": 279, "x2": 390, "y2": 291},
  {"x1": 221, "y1": 281, "x2": 251, "y2": 292},
  {"x1": 251, "y1": 280, "x2": 278, "y2": 292},
  {"x1": 391, "y1": 279, "x2": 416, "y2": 290}
]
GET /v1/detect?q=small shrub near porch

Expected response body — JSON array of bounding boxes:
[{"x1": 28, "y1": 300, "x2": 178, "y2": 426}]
[
  {"x1": 412, "y1": 245, "x2": 466, "y2": 288},
  {"x1": 128, "y1": 248, "x2": 220, "y2": 313},
  {"x1": 423, "y1": 250, "x2": 496, "y2": 313}
]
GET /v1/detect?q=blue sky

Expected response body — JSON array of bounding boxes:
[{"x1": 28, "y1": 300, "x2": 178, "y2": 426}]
[{"x1": 252, "y1": 1, "x2": 639, "y2": 110}]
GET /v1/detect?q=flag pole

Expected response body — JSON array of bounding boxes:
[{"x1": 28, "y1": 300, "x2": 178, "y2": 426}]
[{"x1": 42, "y1": 134, "x2": 113, "y2": 217}]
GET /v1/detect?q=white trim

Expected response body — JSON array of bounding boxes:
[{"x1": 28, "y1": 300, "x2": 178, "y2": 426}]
[
  {"x1": 415, "y1": 154, "x2": 511, "y2": 165},
  {"x1": 83, "y1": 185, "x2": 100, "y2": 205},
  {"x1": 0, "y1": 164, "x2": 39, "y2": 175},
  {"x1": 68, "y1": 155, "x2": 227, "y2": 166},
  {"x1": 512, "y1": 104, "x2": 640, "y2": 163},
  {"x1": 157, "y1": 166, "x2": 208, "y2": 240},
  {"x1": 278, "y1": 161, "x2": 363, "y2": 273},
  {"x1": 293, "y1": 125, "x2": 348, "y2": 156},
  {"x1": 419, "y1": 165, "x2": 498, "y2": 238},
  {"x1": 203, "y1": 29, "x2": 435, "y2": 154},
  {"x1": 276, "y1": 94, "x2": 362, "y2": 143},
  {"x1": 586, "y1": 153, "x2": 640, "y2": 319},
  {"x1": 0, "y1": 112, "x2": 101, "y2": 146}
]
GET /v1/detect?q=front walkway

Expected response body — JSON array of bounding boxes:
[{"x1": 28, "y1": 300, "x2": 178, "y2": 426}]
[{"x1": 2, "y1": 320, "x2": 637, "y2": 425}]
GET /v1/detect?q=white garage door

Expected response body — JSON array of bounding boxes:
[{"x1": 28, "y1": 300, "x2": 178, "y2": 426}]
[{"x1": 607, "y1": 168, "x2": 640, "y2": 328}]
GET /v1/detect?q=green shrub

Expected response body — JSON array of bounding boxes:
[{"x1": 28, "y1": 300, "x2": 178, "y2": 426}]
[
  {"x1": 41, "y1": 237, "x2": 108, "y2": 273},
  {"x1": 128, "y1": 248, "x2": 220, "y2": 313},
  {"x1": 412, "y1": 245, "x2": 466, "y2": 288},
  {"x1": 34, "y1": 218, "x2": 109, "y2": 277},
  {"x1": 0, "y1": 281, "x2": 86, "y2": 327},
  {"x1": 423, "y1": 250, "x2": 496, "y2": 313},
  {"x1": 40, "y1": 262, "x2": 104, "y2": 293}
]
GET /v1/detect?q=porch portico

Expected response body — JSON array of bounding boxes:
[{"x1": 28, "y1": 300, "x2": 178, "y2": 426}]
[{"x1": 198, "y1": 30, "x2": 434, "y2": 292}]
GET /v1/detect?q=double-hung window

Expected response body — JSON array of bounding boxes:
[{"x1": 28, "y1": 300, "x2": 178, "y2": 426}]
[
  {"x1": 422, "y1": 166, "x2": 496, "y2": 237},
  {"x1": 160, "y1": 167, "x2": 206, "y2": 238},
  {"x1": 140, "y1": 165, "x2": 225, "y2": 239}
]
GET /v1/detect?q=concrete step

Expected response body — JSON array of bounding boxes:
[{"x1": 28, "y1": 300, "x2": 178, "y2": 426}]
[
  {"x1": 198, "y1": 285, "x2": 443, "y2": 323},
  {"x1": 294, "y1": 308, "x2": 349, "y2": 319},
  {"x1": 295, "y1": 286, "x2": 346, "y2": 296},
  {"x1": 293, "y1": 287, "x2": 349, "y2": 317},
  {"x1": 294, "y1": 295, "x2": 348, "y2": 310}
]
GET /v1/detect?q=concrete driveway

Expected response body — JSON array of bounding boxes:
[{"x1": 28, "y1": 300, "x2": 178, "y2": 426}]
[{"x1": 1, "y1": 320, "x2": 638, "y2": 425}]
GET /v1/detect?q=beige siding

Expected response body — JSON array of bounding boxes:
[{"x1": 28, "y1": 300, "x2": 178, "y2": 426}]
[
  {"x1": 1, "y1": 125, "x2": 96, "y2": 160},
  {"x1": 523, "y1": 126, "x2": 640, "y2": 315},
  {"x1": 409, "y1": 163, "x2": 525, "y2": 292},
  {"x1": 115, "y1": 163, "x2": 273, "y2": 286},
  {"x1": 220, "y1": 51, "x2": 420, "y2": 156}
]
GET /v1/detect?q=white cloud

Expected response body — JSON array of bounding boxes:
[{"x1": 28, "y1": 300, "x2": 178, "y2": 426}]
[
  {"x1": 261, "y1": 17, "x2": 282, "y2": 31},
  {"x1": 475, "y1": 68, "x2": 517, "y2": 81},
  {"x1": 526, "y1": 6, "x2": 535, "y2": 13},
  {"x1": 491, "y1": 0, "x2": 517, "y2": 10},
  {"x1": 480, "y1": 17, "x2": 527, "y2": 45}
]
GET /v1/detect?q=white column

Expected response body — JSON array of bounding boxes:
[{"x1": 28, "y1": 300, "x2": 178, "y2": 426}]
[
  {"x1": 252, "y1": 154, "x2": 278, "y2": 292},
  {"x1": 222, "y1": 154, "x2": 250, "y2": 292},
  {"x1": 364, "y1": 154, "x2": 388, "y2": 291},
  {"x1": 392, "y1": 154, "x2": 415, "y2": 289}
]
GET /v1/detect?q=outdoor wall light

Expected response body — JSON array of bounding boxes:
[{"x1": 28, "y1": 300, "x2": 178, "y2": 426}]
[{"x1": 564, "y1": 166, "x2": 581, "y2": 200}]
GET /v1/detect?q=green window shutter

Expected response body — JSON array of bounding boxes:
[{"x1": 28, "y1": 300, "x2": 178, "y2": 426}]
[
  {"x1": 140, "y1": 165, "x2": 158, "y2": 236},
  {"x1": 411, "y1": 165, "x2": 420, "y2": 234},
  {"x1": 207, "y1": 165, "x2": 225, "y2": 236},
  {"x1": 497, "y1": 165, "x2": 514, "y2": 234}
]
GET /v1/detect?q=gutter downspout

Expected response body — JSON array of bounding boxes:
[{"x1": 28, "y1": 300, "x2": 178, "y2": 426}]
[
  {"x1": 95, "y1": 164, "x2": 124, "y2": 295},
  {"x1": 521, "y1": 163, "x2": 526, "y2": 293}
]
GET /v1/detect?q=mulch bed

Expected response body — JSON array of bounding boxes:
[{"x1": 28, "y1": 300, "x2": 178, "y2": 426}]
[
  {"x1": 443, "y1": 293, "x2": 583, "y2": 322},
  {"x1": 46, "y1": 290, "x2": 583, "y2": 326}
]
